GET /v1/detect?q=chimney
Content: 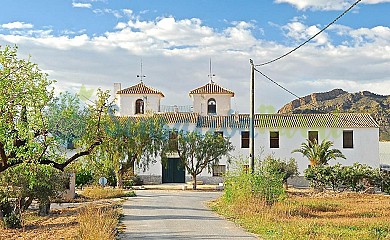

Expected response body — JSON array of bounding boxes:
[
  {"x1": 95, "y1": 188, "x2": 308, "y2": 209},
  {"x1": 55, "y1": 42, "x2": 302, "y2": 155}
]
[{"x1": 114, "y1": 83, "x2": 121, "y2": 95}]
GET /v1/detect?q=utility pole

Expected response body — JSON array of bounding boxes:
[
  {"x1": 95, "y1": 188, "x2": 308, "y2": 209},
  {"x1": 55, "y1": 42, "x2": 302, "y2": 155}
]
[{"x1": 249, "y1": 59, "x2": 255, "y2": 173}]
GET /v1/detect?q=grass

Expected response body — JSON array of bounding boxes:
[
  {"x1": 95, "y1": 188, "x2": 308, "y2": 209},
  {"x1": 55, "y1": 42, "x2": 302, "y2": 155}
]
[
  {"x1": 211, "y1": 189, "x2": 390, "y2": 240},
  {"x1": 81, "y1": 186, "x2": 136, "y2": 200},
  {"x1": 77, "y1": 204, "x2": 120, "y2": 240}
]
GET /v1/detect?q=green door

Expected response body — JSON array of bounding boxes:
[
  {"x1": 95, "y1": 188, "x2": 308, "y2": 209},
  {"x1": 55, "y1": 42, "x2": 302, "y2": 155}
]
[{"x1": 162, "y1": 158, "x2": 185, "y2": 183}]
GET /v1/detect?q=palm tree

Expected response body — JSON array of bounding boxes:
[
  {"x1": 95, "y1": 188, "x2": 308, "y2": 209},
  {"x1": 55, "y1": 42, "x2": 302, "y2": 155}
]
[{"x1": 292, "y1": 139, "x2": 346, "y2": 166}]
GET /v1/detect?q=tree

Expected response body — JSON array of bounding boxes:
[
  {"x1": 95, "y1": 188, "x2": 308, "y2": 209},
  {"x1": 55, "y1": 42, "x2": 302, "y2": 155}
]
[
  {"x1": 261, "y1": 156, "x2": 299, "y2": 189},
  {"x1": 291, "y1": 139, "x2": 346, "y2": 167},
  {"x1": 95, "y1": 116, "x2": 168, "y2": 188},
  {"x1": 174, "y1": 131, "x2": 234, "y2": 190},
  {"x1": 0, "y1": 163, "x2": 67, "y2": 227},
  {"x1": 0, "y1": 45, "x2": 111, "y2": 173}
]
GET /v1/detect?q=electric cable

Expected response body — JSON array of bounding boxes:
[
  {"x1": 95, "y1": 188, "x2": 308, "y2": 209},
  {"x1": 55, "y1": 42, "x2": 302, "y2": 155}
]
[
  {"x1": 253, "y1": 67, "x2": 377, "y2": 128},
  {"x1": 256, "y1": 0, "x2": 362, "y2": 67}
]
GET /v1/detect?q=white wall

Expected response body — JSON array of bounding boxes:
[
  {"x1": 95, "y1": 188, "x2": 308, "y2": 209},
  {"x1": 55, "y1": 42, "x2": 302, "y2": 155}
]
[
  {"x1": 213, "y1": 127, "x2": 379, "y2": 174},
  {"x1": 116, "y1": 94, "x2": 162, "y2": 116},
  {"x1": 136, "y1": 125, "x2": 379, "y2": 180},
  {"x1": 379, "y1": 142, "x2": 390, "y2": 165},
  {"x1": 191, "y1": 94, "x2": 232, "y2": 116}
]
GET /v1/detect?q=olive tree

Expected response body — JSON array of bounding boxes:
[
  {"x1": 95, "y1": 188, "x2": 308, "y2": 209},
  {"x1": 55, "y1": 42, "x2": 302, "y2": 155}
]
[
  {"x1": 94, "y1": 116, "x2": 169, "y2": 188},
  {"x1": 0, "y1": 45, "x2": 111, "y2": 172},
  {"x1": 174, "y1": 131, "x2": 234, "y2": 190}
]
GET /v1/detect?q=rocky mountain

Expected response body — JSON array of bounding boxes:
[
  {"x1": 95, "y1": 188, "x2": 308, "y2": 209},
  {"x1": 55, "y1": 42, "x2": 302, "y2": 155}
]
[{"x1": 278, "y1": 89, "x2": 390, "y2": 141}]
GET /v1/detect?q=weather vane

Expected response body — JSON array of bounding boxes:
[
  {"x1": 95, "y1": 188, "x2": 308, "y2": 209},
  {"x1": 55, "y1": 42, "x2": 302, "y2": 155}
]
[
  {"x1": 208, "y1": 58, "x2": 215, "y2": 83},
  {"x1": 136, "y1": 58, "x2": 146, "y2": 82}
]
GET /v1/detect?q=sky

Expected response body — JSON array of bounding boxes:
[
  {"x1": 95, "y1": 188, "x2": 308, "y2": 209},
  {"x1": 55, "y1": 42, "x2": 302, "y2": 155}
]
[{"x1": 0, "y1": 0, "x2": 389, "y2": 113}]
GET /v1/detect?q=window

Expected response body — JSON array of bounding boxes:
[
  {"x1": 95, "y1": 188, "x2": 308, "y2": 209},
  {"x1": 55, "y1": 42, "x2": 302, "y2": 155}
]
[
  {"x1": 212, "y1": 165, "x2": 226, "y2": 177},
  {"x1": 207, "y1": 98, "x2": 216, "y2": 114},
  {"x1": 135, "y1": 99, "x2": 144, "y2": 114},
  {"x1": 241, "y1": 131, "x2": 249, "y2": 148},
  {"x1": 270, "y1": 131, "x2": 279, "y2": 148},
  {"x1": 214, "y1": 131, "x2": 224, "y2": 138},
  {"x1": 308, "y1": 131, "x2": 318, "y2": 144},
  {"x1": 343, "y1": 130, "x2": 353, "y2": 148}
]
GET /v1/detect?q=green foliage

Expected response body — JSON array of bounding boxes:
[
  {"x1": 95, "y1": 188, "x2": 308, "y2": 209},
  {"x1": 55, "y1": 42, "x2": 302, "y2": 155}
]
[
  {"x1": 46, "y1": 92, "x2": 87, "y2": 149},
  {"x1": 93, "y1": 116, "x2": 168, "y2": 188},
  {"x1": 292, "y1": 139, "x2": 345, "y2": 166},
  {"x1": 261, "y1": 156, "x2": 299, "y2": 186},
  {"x1": 173, "y1": 130, "x2": 234, "y2": 189},
  {"x1": 0, "y1": 45, "x2": 112, "y2": 173},
  {"x1": 304, "y1": 163, "x2": 390, "y2": 193},
  {"x1": 224, "y1": 156, "x2": 286, "y2": 206},
  {"x1": 75, "y1": 169, "x2": 94, "y2": 187},
  {"x1": 0, "y1": 163, "x2": 67, "y2": 227},
  {"x1": 2, "y1": 212, "x2": 21, "y2": 229}
]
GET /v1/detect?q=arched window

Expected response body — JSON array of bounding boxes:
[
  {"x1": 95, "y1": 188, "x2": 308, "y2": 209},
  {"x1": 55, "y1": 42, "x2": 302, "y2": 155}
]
[
  {"x1": 135, "y1": 99, "x2": 144, "y2": 114},
  {"x1": 207, "y1": 98, "x2": 216, "y2": 115}
]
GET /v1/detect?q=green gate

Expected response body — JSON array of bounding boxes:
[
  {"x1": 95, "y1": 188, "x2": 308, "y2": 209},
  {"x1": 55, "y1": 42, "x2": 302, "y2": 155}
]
[{"x1": 162, "y1": 158, "x2": 185, "y2": 183}]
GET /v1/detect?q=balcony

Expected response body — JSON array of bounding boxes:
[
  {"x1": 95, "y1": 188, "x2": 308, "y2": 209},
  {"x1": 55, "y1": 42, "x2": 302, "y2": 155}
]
[{"x1": 160, "y1": 105, "x2": 193, "y2": 113}]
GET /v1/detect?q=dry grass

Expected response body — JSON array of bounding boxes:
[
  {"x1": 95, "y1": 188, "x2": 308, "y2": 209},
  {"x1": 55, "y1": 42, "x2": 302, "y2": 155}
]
[
  {"x1": 212, "y1": 189, "x2": 390, "y2": 240},
  {"x1": 0, "y1": 208, "x2": 79, "y2": 240},
  {"x1": 81, "y1": 187, "x2": 135, "y2": 200},
  {"x1": 0, "y1": 200, "x2": 123, "y2": 240},
  {"x1": 77, "y1": 204, "x2": 120, "y2": 240}
]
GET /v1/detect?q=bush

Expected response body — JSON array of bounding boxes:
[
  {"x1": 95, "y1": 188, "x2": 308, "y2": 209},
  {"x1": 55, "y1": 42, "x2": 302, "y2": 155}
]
[
  {"x1": 0, "y1": 163, "x2": 68, "y2": 227},
  {"x1": 304, "y1": 163, "x2": 390, "y2": 193},
  {"x1": 224, "y1": 156, "x2": 286, "y2": 206},
  {"x1": 260, "y1": 156, "x2": 299, "y2": 189},
  {"x1": 76, "y1": 170, "x2": 93, "y2": 188}
]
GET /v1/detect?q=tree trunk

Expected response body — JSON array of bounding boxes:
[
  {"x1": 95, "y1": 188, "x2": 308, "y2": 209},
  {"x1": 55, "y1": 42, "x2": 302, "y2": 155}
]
[
  {"x1": 38, "y1": 201, "x2": 51, "y2": 216},
  {"x1": 192, "y1": 174, "x2": 197, "y2": 190},
  {"x1": 116, "y1": 169, "x2": 124, "y2": 189}
]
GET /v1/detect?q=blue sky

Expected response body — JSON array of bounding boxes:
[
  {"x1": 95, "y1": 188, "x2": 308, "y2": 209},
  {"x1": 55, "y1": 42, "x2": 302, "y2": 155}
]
[{"x1": 0, "y1": 0, "x2": 389, "y2": 112}]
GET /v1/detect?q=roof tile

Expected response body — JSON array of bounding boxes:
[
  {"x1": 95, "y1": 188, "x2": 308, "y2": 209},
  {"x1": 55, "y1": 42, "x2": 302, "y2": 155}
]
[
  {"x1": 117, "y1": 82, "x2": 164, "y2": 97},
  {"x1": 189, "y1": 82, "x2": 234, "y2": 96}
]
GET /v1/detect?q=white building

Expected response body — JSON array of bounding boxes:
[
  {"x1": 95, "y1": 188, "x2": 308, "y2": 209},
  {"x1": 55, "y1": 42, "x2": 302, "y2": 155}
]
[{"x1": 114, "y1": 81, "x2": 380, "y2": 185}]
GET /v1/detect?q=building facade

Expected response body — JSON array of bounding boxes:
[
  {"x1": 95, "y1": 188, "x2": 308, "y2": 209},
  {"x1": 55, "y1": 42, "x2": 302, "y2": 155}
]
[{"x1": 114, "y1": 81, "x2": 380, "y2": 185}]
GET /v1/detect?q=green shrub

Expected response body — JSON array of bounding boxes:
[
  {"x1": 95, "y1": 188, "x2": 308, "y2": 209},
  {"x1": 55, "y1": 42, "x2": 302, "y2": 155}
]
[
  {"x1": 224, "y1": 156, "x2": 286, "y2": 206},
  {"x1": 0, "y1": 163, "x2": 68, "y2": 227},
  {"x1": 76, "y1": 170, "x2": 93, "y2": 187},
  {"x1": 304, "y1": 163, "x2": 390, "y2": 193}
]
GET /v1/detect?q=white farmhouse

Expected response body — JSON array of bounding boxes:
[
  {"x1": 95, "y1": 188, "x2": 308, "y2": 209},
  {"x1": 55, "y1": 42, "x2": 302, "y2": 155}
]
[{"x1": 114, "y1": 80, "x2": 380, "y2": 185}]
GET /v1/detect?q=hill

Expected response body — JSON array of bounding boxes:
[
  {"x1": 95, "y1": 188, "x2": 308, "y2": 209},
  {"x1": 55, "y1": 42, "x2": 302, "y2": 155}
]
[{"x1": 278, "y1": 89, "x2": 390, "y2": 141}]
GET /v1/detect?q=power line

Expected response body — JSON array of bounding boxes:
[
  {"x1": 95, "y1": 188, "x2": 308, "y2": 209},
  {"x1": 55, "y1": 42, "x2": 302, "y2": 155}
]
[
  {"x1": 253, "y1": 67, "x2": 375, "y2": 128},
  {"x1": 256, "y1": 0, "x2": 362, "y2": 67}
]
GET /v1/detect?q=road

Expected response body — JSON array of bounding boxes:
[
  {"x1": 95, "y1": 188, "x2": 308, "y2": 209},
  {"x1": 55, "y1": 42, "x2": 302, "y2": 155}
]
[{"x1": 119, "y1": 190, "x2": 258, "y2": 239}]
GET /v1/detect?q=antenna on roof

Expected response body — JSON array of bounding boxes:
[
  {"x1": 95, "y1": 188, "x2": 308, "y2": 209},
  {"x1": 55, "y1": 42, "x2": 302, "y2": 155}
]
[
  {"x1": 208, "y1": 58, "x2": 215, "y2": 83},
  {"x1": 136, "y1": 58, "x2": 146, "y2": 83}
]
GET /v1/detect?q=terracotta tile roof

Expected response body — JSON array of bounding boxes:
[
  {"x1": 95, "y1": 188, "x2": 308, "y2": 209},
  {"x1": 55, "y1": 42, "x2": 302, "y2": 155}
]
[
  {"x1": 155, "y1": 112, "x2": 199, "y2": 124},
  {"x1": 197, "y1": 113, "x2": 379, "y2": 129},
  {"x1": 116, "y1": 113, "x2": 378, "y2": 129},
  {"x1": 117, "y1": 112, "x2": 199, "y2": 124},
  {"x1": 117, "y1": 82, "x2": 164, "y2": 97},
  {"x1": 189, "y1": 82, "x2": 234, "y2": 96}
]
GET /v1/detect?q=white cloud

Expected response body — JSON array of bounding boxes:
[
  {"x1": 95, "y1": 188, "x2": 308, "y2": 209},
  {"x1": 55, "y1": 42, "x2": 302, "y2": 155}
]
[
  {"x1": 1, "y1": 21, "x2": 33, "y2": 29},
  {"x1": 281, "y1": 21, "x2": 329, "y2": 45},
  {"x1": 274, "y1": 0, "x2": 390, "y2": 11},
  {"x1": 93, "y1": 8, "x2": 122, "y2": 18},
  {"x1": 0, "y1": 16, "x2": 389, "y2": 112},
  {"x1": 72, "y1": 2, "x2": 92, "y2": 8}
]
